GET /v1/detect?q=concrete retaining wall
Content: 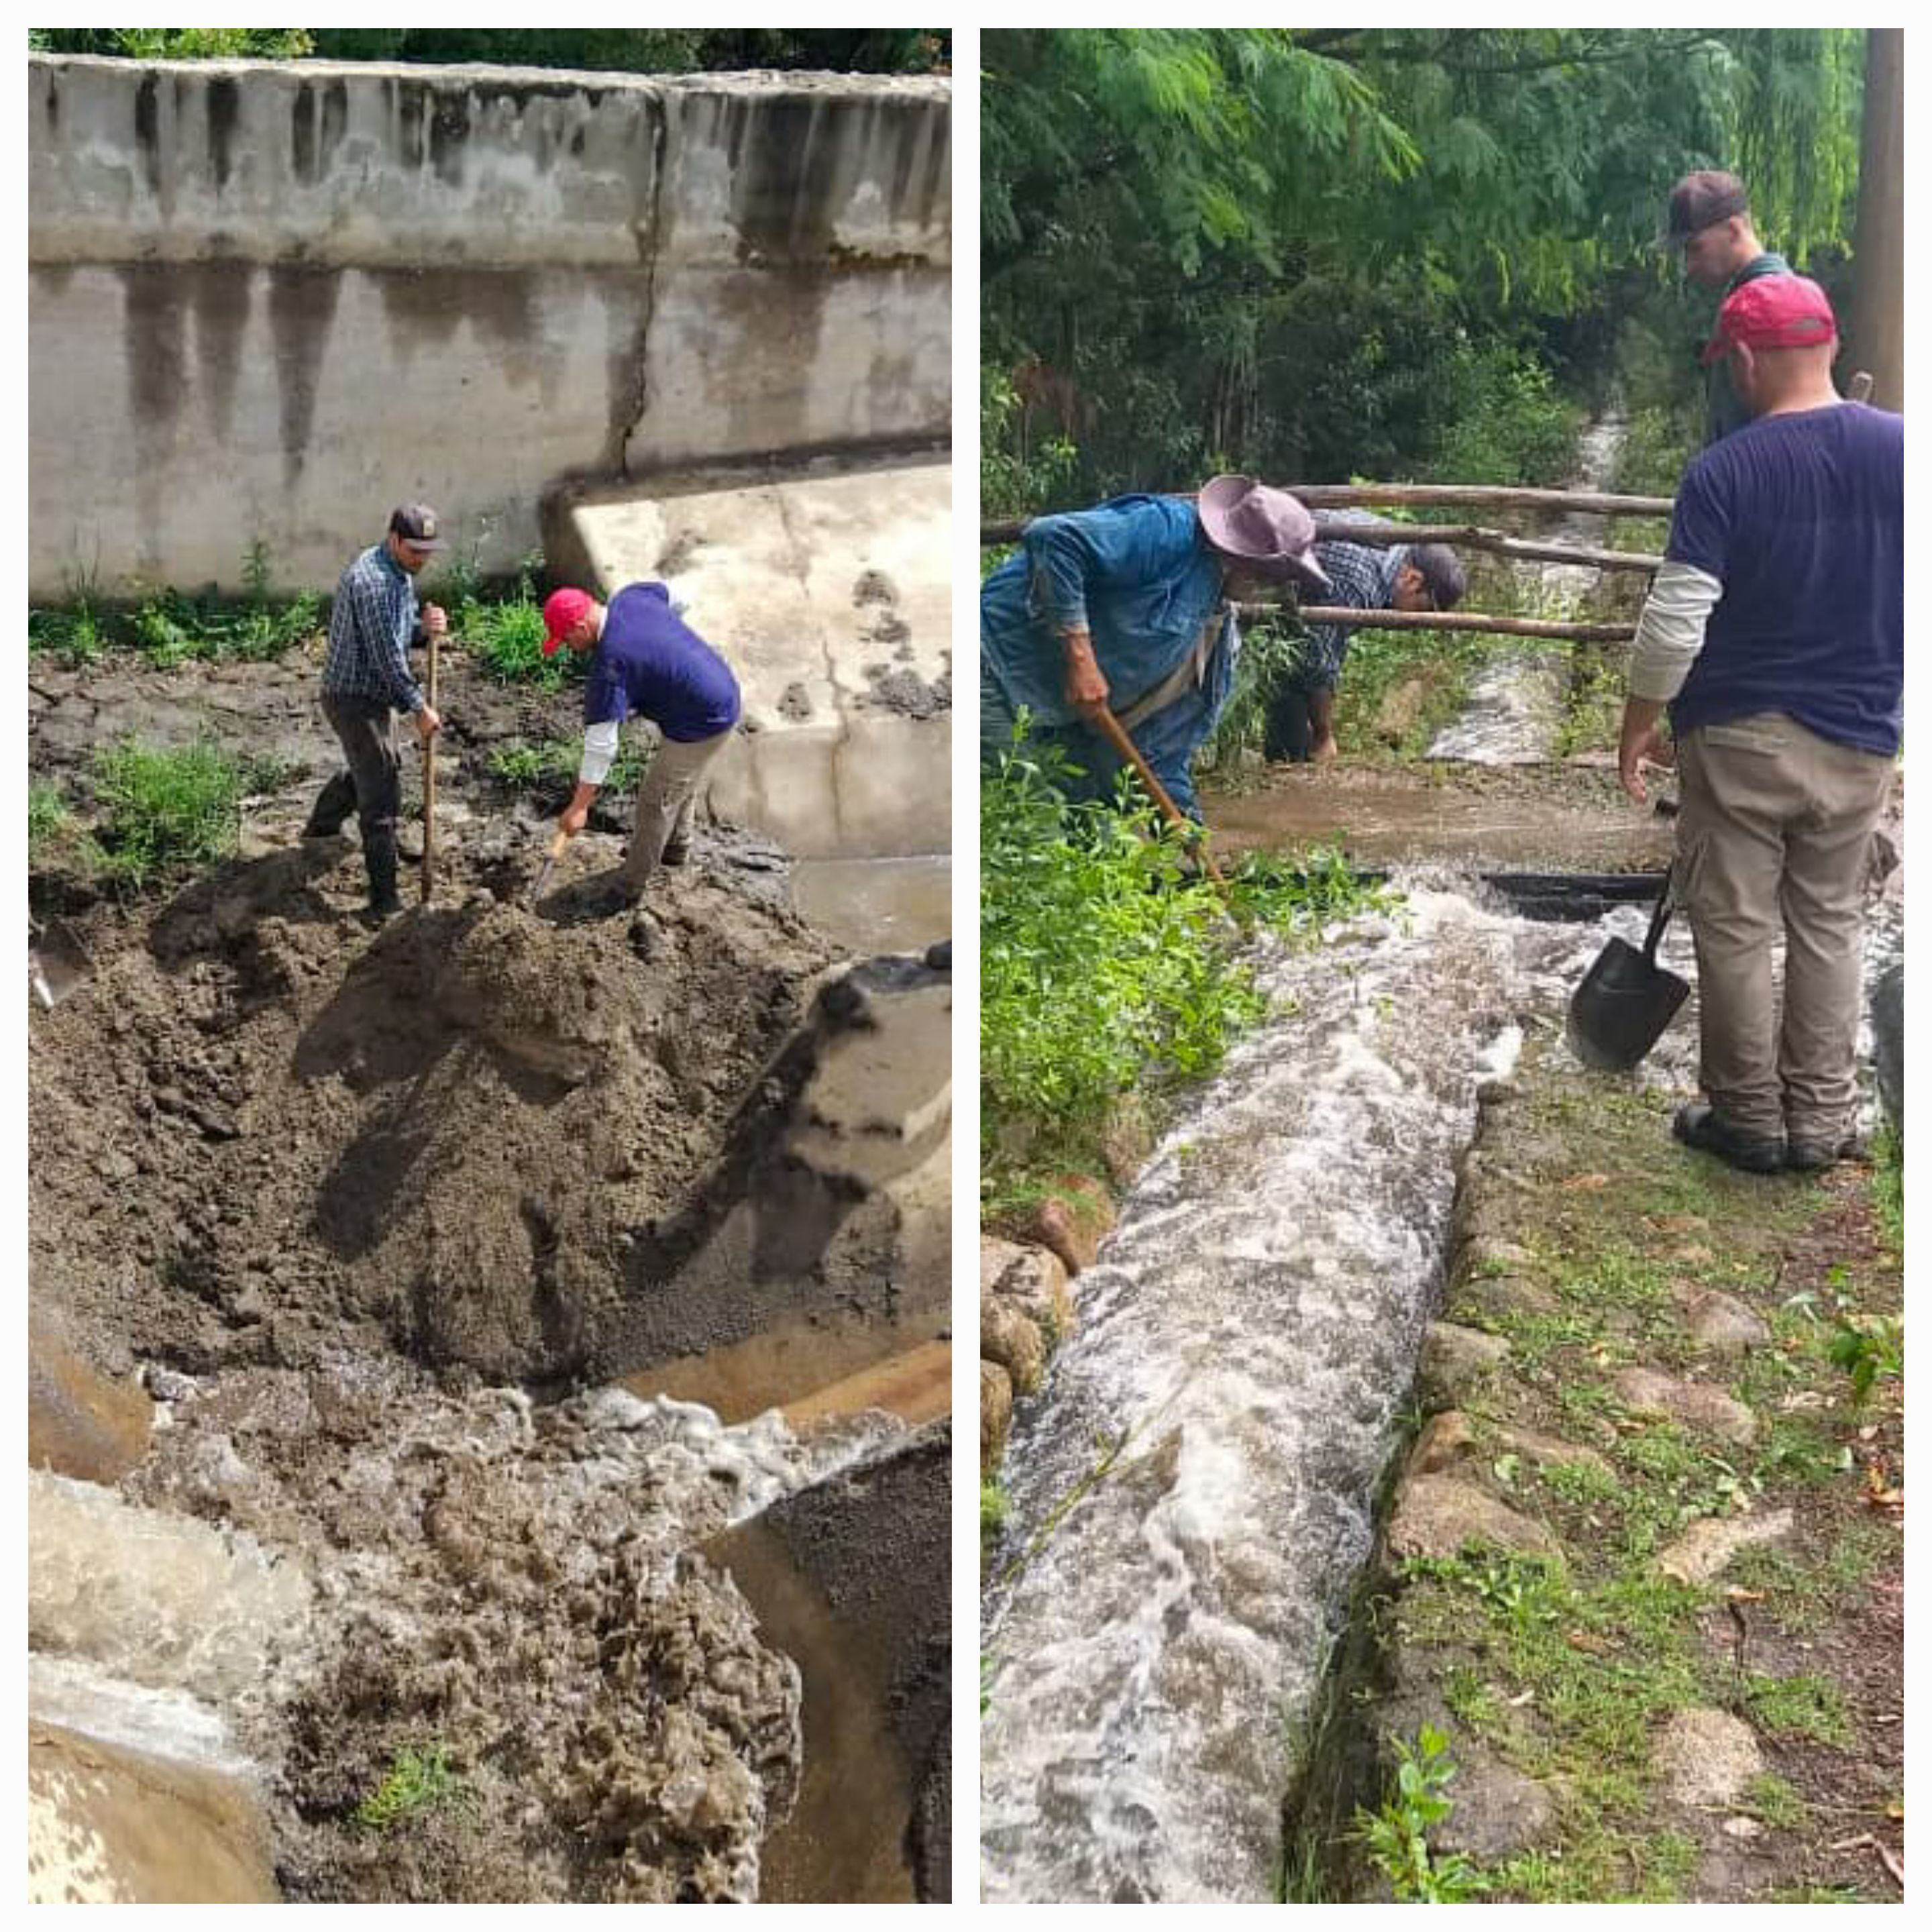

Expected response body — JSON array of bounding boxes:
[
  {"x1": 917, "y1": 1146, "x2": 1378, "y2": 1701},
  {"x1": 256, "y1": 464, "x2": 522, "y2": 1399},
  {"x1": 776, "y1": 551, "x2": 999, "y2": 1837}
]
[{"x1": 28, "y1": 58, "x2": 950, "y2": 595}]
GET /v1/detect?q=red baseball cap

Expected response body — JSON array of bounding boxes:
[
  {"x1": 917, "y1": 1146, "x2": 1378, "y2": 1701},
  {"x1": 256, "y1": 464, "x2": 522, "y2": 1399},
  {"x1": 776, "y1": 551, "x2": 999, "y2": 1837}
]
[
  {"x1": 1701, "y1": 274, "x2": 1838, "y2": 364},
  {"x1": 540, "y1": 587, "x2": 596, "y2": 657}
]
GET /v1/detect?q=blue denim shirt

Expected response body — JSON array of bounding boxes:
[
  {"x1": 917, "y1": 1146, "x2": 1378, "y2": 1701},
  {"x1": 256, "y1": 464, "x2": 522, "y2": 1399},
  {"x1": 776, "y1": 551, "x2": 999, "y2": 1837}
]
[{"x1": 980, "y1": 494, "x2": 1227, "y2": 727}]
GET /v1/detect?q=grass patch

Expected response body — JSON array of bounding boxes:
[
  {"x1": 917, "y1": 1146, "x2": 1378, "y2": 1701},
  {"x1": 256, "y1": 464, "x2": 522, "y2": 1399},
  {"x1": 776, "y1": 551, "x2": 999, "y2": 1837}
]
[
  {"x1": 488, "y1": 734, "x2": 648, "y2": 798},
  {"x1": 980, "y1": 1481, "x2": 1009, "y2": 1552},
  {"x1": 454, "y1": 564, "x2": 572, "y2": 690},
  {"x1": 1742, "y1": 1772, "x2": 1809, "y2": 1830},
  {"x1": 1743, "y1": 1672, "x2": 1854, "y2": 1748},
  {"x1": 29, "y1": 780, "x2": 72, "y2": 863},
  {"x1": 353, "y1": 1745, "x2": 468, "y2": 1832},
  {"x1": 89, "y1": 737, "x2": 274, "y2": 892}
]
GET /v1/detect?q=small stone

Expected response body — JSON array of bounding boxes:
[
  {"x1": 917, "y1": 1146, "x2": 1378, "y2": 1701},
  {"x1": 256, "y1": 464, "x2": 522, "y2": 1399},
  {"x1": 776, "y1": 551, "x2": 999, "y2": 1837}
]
[
  {"x1": 1409, "y1": 1411, "x2": 1476, "y2": 1477},
  {"x1": 1387, "y1": 1474, "x2": 1558, "y2": 1562},
  {"x1": 980, "y1": 1359, "x2": 1013, "y2": 1469},
  {"x1": 1016, "y1": 1179, "x2": 1115, "y2": 1277},
  {"x1": 1656, "y1": 1507, "x2": 1795, "y2": 1585},
  {"x1": 1614, "y1": 1368, "x2": 1756, "y2": 1446},
  {"x1": 1722, "y1": 1815, "x2": 1766, "y2": 1840},
  {"x1": 981, "y1": 1297, "x2": 1046, "y2": 1396},
  {"x1": 1678, "y1": 1289, "x2": 1772, "y2": 1359},
  {"x1": 1431, "y1": 1750, "x2": 1556, "y2": 1861},
  {"x1": 1655, "y1": 1707, "x2": 1762, "y2": 1807},
  {"x1": 1418, "y1": 1323, "x2": 1511, "y2": 1411},
  {"x1": 1493, "y1": 1426, "x2": 1615, "y2": 1482},
  {"x1": 980, "y1": 1239, "x2": 1072, "y2": 1345}
]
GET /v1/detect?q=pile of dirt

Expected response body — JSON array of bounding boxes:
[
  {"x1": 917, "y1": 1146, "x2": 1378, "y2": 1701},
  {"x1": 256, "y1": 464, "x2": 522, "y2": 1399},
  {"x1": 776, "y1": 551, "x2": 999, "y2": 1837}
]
[{"x1": 28, "y1": 839, "x2": 837, "y2": 1385}]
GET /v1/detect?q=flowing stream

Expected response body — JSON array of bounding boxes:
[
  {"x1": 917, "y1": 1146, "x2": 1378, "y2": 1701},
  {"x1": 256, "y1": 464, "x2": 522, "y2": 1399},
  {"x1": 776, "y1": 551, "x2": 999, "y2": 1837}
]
[
  {"x1": 1426, "y1": 413, "x2": 1630, "y2": 764},
  {"x1": 979, "y1": 881, "x2": 1684, "y2": 1902}
]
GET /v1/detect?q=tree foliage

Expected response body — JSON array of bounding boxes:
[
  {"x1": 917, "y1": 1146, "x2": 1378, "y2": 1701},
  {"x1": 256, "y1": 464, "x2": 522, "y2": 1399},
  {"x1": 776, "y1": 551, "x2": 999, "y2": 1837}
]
[
  {"x1": 26, "y1": 28, "x2": 949, "y2": 74},
  {"x1": 983, "y1": 28, "x2": 1866, "y2": 505}
]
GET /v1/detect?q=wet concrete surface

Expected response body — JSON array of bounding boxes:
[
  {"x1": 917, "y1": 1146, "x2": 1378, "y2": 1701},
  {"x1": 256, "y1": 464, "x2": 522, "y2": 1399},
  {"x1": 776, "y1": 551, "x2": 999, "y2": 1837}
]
[
  {"x1": 710, "y1": 1421, "x2": 951, "y2": 1903},
  {"x1": 792, "y1": 854, "x2": 951, "y2": 960}
]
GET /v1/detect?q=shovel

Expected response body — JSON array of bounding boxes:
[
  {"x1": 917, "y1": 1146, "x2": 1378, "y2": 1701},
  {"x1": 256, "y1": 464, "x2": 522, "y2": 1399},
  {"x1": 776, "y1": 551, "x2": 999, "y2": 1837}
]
[
  {"x1": 1566, "y1": 865, "x2": 1691, "y2": 1071},
  {"x1": 29, "y1": 914, "x2": 94, "y2": 1008},
  {"x1": 1086, "y1": 702, "x2": 1230, "y2": 893},
  {"x1": 529, "y1": 825, "x2": 574, "y2": 904}
]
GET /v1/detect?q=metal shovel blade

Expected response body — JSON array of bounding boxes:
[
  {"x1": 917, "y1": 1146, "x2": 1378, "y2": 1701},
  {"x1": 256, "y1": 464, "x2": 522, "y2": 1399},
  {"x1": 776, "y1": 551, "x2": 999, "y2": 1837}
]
[
  {"x1": 28, "y1": 916, "x2": 95, "y2": 1008},
  {"x1": 529, "y1": 827, "x2": 572, "y2": 906},
  {"x1": 1566, "y1": 934, "x2": 1691, "y2": 1072}
]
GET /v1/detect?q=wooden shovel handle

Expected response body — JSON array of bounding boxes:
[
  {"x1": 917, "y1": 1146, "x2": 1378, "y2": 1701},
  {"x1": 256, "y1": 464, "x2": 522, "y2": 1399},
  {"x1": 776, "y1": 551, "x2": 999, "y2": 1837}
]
[
  {"x1": 419, "y1": 631, "x2": 439, "y2": 904},
  {"x1": 1085, "y1": 702, "x2": 1229, "y2": 890}
]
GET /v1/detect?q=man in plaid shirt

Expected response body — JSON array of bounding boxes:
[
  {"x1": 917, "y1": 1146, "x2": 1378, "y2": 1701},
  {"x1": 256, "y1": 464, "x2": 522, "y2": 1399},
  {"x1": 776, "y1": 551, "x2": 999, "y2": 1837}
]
[
  {"x1": 1265, "y1": 510, "x2": 1465, "y2": 763},
  {"x1": 303, "y1": 504, "x2": 447, "y2": 920}
]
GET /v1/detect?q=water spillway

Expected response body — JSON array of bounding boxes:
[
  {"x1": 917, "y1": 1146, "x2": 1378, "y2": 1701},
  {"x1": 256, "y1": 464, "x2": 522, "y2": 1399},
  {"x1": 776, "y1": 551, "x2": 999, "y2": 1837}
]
[{"x1": 979, "y1": 884, "x2": 1613, "y2": 1902}]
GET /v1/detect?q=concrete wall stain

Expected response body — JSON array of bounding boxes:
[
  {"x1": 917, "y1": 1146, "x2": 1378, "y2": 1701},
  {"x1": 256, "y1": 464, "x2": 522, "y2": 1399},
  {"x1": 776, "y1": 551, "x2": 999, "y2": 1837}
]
[
  {"x1": 133, "y1": 76, "x2": 162, "y2": 197},
  {"x1": 292, "y1": 83, "x2": 317, "y2": 183},
  {"x1": 206, "y1": 76, "x2": 240, "y2": 193},
  {"x1": 266, "y1": 262, "x2": 343, "y2": 492},
  {"x1": 43, "y1": 66, "x2": 58, "y2": 133},
  {"x1": 427, "y1": 89, "x2": 471, "y2": 189},
  {"x1": 117, "y1": 263, "x2": 188, "y2": 438},
  {"x1": 731, "y1": 96, "x2": 844, "y2": 261},
  {"x1": 187, "y1": 263, "x2": 254, "y2": 443}
]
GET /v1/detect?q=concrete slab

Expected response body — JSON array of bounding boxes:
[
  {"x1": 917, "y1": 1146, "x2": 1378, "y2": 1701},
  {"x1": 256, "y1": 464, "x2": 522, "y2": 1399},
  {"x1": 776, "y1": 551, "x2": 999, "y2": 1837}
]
[{"x1": 551, "y1": 455, "x2": 951, "y2": 859}]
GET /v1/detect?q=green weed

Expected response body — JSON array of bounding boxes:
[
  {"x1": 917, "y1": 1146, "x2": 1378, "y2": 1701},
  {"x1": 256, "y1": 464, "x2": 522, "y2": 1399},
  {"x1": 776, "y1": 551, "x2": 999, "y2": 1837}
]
[
  {"x1": 460, "y1": 568, "x2": 568, "y2": 690},
  {"x1": 1352, "y1": 1725, "x2": 1480, "y2": 1902},
  {"x1": 488, "y1": 735, "x2": 647, "y2": 797},
  {"x1": 1827, "y1": 1313, "x2": 1902, "y2": 1409},
  {"x1": 89, "y1": 738, "x2": 266, "y2": 892},
  {"x1": 1741, "y1": 1772, "x2": 1807, "y2": 1830},
  {"x1": 980, "y1": 1481, "x2": 1009, "y2": 1548},
  {"x1": 353, "y1": 1745, "x2": 468, "y2": 1832},
  {"x1": 28, "y1": 781, "x2": 71, "y2": 862}
]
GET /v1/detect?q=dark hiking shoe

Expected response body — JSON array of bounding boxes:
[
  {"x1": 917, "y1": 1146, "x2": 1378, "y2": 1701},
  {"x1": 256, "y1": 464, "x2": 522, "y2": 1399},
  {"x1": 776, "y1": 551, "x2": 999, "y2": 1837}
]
[
  {"x1": 924, "y1": 938, "x2": 953, "y2": 972},
  {"x1": 581, "y1": 879, "x2": 643, "y2": 920},
  {"x1": 301, "y1": 818, "x2": 351, "y2": 843},
  {"x1": 360, "y1": 894, "x2": 405, "y2": 928},
  {"x1": 660, "y1": 835, "x2": 692, "y2": 868},
  {"x1": 1672, "y1": 1102, "x2": 1784, "y2": 1175},
  {"x1": 1784, "y1": 1127, "x2": 1872, "y2": 1173}
]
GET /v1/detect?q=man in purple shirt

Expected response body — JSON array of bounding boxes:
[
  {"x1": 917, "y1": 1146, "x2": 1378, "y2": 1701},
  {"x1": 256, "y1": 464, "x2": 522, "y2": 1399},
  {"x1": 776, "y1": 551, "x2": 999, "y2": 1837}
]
[
  {"x1": 1618, "y1": 274, "x2": 1901, "y2": 1173},
  {"x1": 541, "y1": 582, "x2": 741, "y2": 911}
]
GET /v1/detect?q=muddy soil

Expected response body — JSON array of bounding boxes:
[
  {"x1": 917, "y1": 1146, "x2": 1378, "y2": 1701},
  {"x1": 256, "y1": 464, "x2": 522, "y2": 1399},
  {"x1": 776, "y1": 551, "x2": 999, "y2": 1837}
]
[{"x1": 28, "y1": 643, "x2": 952, "y2": 1903}]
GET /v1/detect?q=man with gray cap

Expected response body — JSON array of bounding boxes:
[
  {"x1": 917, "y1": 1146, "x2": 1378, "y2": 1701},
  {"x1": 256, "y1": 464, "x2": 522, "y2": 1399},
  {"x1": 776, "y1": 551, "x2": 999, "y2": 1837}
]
[
  {"x1": 980, "y1": 476, "x2": 1330, "y2": 821},
  {"x1": 1660, "y1": 168, "x2": 1791, "y2": 443},
  {"x1": 303, "y1": 504, "x2": 447, "y2": 922}
]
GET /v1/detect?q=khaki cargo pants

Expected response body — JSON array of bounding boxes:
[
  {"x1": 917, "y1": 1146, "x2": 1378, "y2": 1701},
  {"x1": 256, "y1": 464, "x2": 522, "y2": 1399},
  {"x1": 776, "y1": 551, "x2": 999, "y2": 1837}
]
[
  {"x1": 621, "y1": 728, "x2": 732, "y2": 894},
  {"x1": 1675, "y1": 711, "x2": 1894, "y2": 1145}
]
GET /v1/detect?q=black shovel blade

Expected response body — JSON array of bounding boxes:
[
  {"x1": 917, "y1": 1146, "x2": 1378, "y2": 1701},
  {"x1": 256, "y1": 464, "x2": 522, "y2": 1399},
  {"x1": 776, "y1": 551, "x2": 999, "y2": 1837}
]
[{"x1": 1566, "y1": 935, "x2": 1691, "y2": 1072}]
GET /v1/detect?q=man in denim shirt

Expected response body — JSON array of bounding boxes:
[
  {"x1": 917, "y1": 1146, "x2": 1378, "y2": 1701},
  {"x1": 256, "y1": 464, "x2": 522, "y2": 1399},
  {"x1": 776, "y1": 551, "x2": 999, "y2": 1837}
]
[
  {"x1": 981, "y1": 476, "x2": 1329, "y2": 820},
  {"x1": 303, "y1": 504, "x2": 447, "y2": 922}
]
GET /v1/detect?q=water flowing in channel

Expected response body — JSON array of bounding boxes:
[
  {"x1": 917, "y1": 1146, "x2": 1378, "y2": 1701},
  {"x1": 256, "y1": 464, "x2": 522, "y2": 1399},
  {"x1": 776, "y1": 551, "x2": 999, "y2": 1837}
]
[
  {"x1": 979, "y1": 883, "x2": 1623, "y2": 1903},
  {"x1": 1426, "y1": 413, "x2": 1630, "y2": 765}
]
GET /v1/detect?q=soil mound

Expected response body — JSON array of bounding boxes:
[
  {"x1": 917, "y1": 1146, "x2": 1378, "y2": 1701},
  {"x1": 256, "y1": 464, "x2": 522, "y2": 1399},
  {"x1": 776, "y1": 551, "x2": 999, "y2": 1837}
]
[{"x1": 29, "y1": 851, "x2": 836, "y2": 1385}]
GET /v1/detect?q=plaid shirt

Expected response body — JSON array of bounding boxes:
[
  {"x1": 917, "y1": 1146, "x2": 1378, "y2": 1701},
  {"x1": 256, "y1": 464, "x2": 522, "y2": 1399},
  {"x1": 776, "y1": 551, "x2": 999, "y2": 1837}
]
[
  {"x1": 1297, "y1": 510, "x2": 1407, "y2": 690},
  {"x1": 322, "y1": 543, "x2": 424, "y2": 712}
]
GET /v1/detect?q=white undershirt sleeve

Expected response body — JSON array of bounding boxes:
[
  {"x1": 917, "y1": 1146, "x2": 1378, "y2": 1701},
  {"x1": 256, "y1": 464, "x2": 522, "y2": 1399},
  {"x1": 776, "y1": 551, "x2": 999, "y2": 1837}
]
[
  {"x1": 1627, "y1": 559, "x2": 1723, "y2": 702},
  {"x1": 579, "y1": 718, "x2": 622, "y2": 786}
]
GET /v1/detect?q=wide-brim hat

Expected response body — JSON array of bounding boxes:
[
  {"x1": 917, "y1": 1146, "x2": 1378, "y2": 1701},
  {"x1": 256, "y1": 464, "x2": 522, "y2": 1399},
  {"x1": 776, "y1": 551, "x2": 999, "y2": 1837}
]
[{"x1": 1197, "y1": 475, "x2": 1330, "y2": 593}]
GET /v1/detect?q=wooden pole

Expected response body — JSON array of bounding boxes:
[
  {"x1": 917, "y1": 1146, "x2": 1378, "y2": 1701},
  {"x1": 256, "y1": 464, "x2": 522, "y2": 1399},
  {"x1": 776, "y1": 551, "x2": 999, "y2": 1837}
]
[
  {"x1": 419, "y1": 629, "x2": 438, "y2": 904},
  {"x1": 982, "y1": 482, "x2": 1675, "y2": 547},
  {"x1": 1270, "y1": 606, "x2": 1636, "y2": 643}
]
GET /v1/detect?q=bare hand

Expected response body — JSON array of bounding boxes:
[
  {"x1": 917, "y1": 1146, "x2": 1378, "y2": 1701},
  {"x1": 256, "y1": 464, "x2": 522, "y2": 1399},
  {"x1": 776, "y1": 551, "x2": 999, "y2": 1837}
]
[
  {"x1": 1618, "y1": 722, "x2": 1666, "y2": 804},
  {"x1": 1063, "y1": 631, "x2": 1110, "y2": 714},
  {"x1": 559, "y1": 802, "x2": 590, "y2": 838},
  {"x1": 421, "y1": 603, "x2": 448, "y2": 639},
  {"x1": 415, "y1": 705, "x2": 442, "y2": 742}
]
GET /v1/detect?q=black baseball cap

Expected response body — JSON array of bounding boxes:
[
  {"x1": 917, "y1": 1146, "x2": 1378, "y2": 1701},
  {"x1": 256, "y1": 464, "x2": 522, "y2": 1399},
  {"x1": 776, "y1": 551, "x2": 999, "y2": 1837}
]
[
  {"x1": 388, "y1": 504, "x2": 446, "y2": 551},
  {"x1": 1658, "y1": 170, "x2": 1750, "y2": 248}
]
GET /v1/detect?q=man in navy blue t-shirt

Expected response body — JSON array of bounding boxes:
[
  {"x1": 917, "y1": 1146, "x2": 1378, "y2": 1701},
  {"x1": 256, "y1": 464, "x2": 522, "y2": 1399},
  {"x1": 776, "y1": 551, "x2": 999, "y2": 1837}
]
[
  {"x1": 1618, "y1": 274, "x2": 1901, "y2": 1174},
  {"x1": 541, "y1": 582, "x2": 741, "y2": 910}
]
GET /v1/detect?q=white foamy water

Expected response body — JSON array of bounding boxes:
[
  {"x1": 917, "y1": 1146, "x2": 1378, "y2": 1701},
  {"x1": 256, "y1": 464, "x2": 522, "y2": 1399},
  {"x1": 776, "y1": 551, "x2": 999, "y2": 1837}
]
[
  {"x1": 1427, "y1": 414, "x2": 1629, "y2": 767},
  {"x1": 979, "y1": 887, "x2": 1607, "y2": 1903}
]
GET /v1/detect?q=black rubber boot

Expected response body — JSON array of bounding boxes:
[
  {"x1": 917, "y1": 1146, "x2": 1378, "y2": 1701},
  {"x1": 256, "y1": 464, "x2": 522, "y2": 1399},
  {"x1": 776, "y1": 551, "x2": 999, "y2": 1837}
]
[
  {"x1": 362, "y1": 830, "x2": 404, "y2": 922},
  {"x1": 303, "y1": 770, "x2": 357, "y2": 839},
  {"x1": 1672, "y1": 1102, "x2": 1784, "y2": 1175}
]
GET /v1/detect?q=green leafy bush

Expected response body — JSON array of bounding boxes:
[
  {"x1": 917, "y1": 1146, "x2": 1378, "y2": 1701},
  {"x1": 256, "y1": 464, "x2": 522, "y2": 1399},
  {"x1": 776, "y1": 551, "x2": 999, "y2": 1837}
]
[
  {"x1": 89, "y1": 739, "x2": 264, "y2": 892},
  {"x1": 488, "y1": 735, "x2": 647, "y2": 796}
]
